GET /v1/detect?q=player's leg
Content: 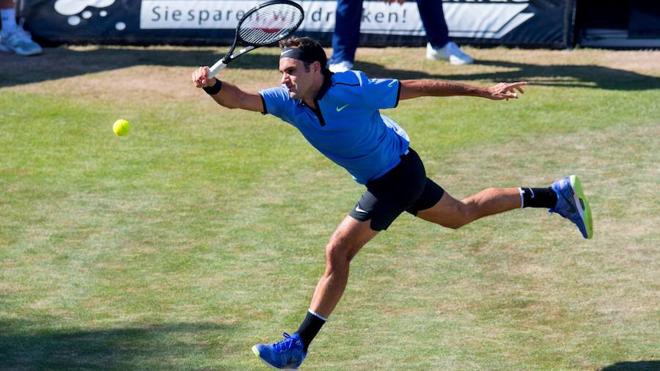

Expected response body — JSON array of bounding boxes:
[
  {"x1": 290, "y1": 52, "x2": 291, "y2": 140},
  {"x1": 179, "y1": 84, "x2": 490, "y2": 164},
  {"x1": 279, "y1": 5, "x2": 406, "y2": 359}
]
[
  {"x1": 309, "y1": 216, "x2": 379, "y2": 317},
  {"x1": 416, "y1": 186, "x2": 521, "y2": 229},
  {"x1": 309, "y1": 149, "x2": 426, "y2": 318},
  {"x1": 252, "y1": 216, "x2": 377, "y2": 369},
  {"x1": 253, "y1": 150, "x2": 427, "y2": 369},
  {"x1": 410, "y1": 176, "x2": 592, "y2": 238}
]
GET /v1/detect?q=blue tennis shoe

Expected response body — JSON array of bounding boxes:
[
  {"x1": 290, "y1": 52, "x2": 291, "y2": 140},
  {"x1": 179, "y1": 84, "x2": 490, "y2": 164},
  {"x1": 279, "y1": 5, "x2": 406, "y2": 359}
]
[
  {"x1": 252, "y1": 332, "x2": 307, "y2": 369},
  {"x1": 550, "y1": 175, "x2": 593, "y2": 239}
]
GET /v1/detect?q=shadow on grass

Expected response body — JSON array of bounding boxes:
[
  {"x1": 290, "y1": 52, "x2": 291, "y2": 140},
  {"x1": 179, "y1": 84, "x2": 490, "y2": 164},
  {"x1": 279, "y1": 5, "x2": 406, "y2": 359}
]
[
  {"x1": 0, "y1": 46, "x2": 279, "y2": 88},
  {"x1": 0, "y1": 319, "x2": 231, "y2": 369},
  {"x1": 358, "y1": 59, "x2": 660, "y2": 91},
  {"x1": 1, "y1": 46, "x2": 658, "y2": 92},
  {"x1": 601, "y1": 361, "x2": 660, "y2": 371}
]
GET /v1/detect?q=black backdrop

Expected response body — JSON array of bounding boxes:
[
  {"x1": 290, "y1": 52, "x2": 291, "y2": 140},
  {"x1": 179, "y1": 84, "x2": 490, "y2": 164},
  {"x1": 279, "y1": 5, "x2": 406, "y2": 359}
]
[{"x1": 18, "y1": 0, "x2": 576, "y2": 48}]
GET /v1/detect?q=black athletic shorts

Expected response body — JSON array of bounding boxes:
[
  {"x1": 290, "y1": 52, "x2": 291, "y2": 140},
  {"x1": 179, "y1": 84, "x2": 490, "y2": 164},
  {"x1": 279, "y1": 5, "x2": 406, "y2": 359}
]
[{"x1": 349, "y1": 148, "x2": 445, "y2": 231}]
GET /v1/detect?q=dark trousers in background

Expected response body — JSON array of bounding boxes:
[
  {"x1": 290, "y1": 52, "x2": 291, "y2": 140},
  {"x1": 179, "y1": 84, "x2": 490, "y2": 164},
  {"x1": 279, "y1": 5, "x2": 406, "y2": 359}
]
[{"x1": 330, "y1": 0, "x2": 451, "y2": 64}]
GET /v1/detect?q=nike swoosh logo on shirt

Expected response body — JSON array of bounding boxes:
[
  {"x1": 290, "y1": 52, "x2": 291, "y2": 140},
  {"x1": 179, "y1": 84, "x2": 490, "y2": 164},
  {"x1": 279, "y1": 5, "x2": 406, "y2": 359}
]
[{"x1": 336, "y1": 104, "x2": 350, "y2": 112}]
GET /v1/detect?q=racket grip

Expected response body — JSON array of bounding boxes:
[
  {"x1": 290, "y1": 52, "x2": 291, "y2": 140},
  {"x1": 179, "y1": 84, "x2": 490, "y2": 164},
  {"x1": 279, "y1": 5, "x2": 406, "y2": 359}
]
[{"x1": 208, "y1": 60, "x2": 228, "y2": 78}]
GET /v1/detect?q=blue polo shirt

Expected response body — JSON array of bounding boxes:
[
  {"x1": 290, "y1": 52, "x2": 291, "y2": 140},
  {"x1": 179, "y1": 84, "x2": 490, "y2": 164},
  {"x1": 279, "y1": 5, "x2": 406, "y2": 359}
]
[{"x1": 259, "y1": 70, "x2": 410, "y2": 184}]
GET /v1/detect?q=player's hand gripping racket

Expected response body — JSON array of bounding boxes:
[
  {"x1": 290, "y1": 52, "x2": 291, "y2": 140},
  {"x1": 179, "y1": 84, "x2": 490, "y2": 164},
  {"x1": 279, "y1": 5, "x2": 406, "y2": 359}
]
[{"x1": 208, "y1": 0, "x2": 304, "y2": 78}]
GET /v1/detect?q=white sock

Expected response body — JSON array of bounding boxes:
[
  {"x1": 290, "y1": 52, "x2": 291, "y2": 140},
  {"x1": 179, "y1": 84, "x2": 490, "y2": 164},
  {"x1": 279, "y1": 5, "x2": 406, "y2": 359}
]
[{"x1": 1, "y1": 8, "x2": 18, "y2": 33}]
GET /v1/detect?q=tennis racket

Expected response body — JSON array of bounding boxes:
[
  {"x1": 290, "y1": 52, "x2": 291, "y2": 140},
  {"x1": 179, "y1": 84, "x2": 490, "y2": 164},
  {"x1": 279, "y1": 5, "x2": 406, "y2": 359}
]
[{"x1": 208, "y1": 0, "x2": 305, "y2": 78}]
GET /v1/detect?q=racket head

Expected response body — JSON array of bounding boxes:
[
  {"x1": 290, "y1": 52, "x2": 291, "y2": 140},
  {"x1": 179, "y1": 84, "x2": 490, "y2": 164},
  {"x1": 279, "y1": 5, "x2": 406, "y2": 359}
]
[{"x1": 236, "y1": 0, "x2": 305, "y2": 47}]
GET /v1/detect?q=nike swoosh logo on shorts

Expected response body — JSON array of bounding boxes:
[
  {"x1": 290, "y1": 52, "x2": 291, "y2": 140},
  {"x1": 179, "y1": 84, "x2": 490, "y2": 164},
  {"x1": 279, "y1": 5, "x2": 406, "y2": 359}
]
[
  {"x1": 355, "y1": 205, "x2": 368, "y2": 213},
  {"x1": 336, "y1": 104, "x2": 350, "y2": 112}
]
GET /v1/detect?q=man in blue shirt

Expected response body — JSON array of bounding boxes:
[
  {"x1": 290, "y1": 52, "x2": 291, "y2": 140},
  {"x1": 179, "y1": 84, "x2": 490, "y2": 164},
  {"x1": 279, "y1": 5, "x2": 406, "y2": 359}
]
[{"x1": 192, "y1": 37, "x2": 593, "y2": 369}]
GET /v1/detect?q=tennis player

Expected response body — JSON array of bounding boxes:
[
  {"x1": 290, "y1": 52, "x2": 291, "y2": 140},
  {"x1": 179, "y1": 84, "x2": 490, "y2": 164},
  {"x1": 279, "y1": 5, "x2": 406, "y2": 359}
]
[{"x1": 192, "y1": 37, "x2": 593, "y2": 369}]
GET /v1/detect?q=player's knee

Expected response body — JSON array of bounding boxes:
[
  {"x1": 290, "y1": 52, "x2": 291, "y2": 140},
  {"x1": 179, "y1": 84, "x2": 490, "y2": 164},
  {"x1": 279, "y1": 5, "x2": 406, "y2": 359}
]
[
  {"x1": 457, "y1": 192, "x2": 492, "y2": 227},
  {"x1": 444, "y1": 202, "x2": 473, "y2": 229},
  {"x1": 324, "y1": 241, "x2": 352, "y2": 271},
  {"x1": 325, "y1": 243, "x2": 349, "y2": 263}
]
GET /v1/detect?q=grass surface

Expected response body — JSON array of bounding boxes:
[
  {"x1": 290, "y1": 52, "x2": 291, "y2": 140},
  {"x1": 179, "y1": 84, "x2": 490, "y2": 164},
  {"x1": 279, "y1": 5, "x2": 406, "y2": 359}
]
[{"x1": 1, "y1": 46, "x2": 659, "y2": 370}]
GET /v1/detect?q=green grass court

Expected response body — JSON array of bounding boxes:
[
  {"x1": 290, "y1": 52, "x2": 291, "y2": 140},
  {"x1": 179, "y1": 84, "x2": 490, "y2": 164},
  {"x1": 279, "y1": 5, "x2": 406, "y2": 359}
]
[{"x1": 1, "y1": 46, "x2": 659, "y2": 369}]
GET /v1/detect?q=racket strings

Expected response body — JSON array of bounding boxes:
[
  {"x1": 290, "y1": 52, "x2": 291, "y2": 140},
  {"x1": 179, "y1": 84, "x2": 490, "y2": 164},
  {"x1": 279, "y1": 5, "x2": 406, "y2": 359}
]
[{"x1": 239, "y1": 5, "x2": 303, "y2": 45}]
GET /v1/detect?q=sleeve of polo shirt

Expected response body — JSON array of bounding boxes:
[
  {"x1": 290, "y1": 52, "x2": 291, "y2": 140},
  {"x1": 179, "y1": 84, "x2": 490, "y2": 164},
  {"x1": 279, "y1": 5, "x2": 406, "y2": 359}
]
[
  {"x1": 259, "y1": 86, "x2": 291, "y2": 119},
  {"x1": 355, "y1": 71, "x2": 401, "y2": 110}
]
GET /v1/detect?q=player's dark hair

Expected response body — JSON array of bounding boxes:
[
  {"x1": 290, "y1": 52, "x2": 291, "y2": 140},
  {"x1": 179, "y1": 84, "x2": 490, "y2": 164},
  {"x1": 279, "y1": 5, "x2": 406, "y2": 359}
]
[{"x1": 279, "y1": 37, "x2": 330, "y2": 76}]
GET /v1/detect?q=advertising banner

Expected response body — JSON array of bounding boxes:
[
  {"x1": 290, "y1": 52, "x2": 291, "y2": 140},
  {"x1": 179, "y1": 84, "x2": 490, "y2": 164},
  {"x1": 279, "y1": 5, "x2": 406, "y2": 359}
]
[{"x1": 18, "y1": 0, "x2": 575, "y2": 48}]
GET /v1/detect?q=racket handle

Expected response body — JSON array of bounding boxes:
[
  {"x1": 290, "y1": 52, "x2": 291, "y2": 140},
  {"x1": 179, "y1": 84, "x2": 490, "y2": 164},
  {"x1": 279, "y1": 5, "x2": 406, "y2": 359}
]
[{"x1": 208, "y1": 59, "x2": 228, "y2": 78}]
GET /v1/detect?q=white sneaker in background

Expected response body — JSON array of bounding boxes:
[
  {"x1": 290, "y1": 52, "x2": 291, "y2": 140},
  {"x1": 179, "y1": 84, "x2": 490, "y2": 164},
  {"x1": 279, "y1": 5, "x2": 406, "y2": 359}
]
[
  {"x1": 328, "y1": 60, "x2": 354, "y2": 73},
  {"x1": 426, "y1": 41, "x2": 473, "y2": 65},
  {"x1": 0, "y1": 25, "x2": 43, "y2": 56}
]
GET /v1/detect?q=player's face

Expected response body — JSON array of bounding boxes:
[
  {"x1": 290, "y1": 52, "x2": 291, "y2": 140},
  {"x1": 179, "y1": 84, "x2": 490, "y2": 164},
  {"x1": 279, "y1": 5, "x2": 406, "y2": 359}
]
[{"x1": 279, "y1": 58, "x2": 316, "y2": 100}]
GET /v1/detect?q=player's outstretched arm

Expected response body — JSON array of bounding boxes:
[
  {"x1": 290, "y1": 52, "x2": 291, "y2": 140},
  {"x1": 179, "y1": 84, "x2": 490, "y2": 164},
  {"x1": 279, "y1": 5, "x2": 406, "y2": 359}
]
[
  {"x1": 192, "y1": 66, "x2": 264, "y2": 113},
  {"x1": 399, "y1": 80, "x2": 527, "y2": 101}
]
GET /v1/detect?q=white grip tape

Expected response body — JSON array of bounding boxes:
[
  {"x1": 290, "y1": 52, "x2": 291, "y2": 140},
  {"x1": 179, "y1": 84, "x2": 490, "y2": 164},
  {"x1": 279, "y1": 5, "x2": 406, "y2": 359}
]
[{"x1": 208, "y1": 60, "x2": 228, "y2": 78}]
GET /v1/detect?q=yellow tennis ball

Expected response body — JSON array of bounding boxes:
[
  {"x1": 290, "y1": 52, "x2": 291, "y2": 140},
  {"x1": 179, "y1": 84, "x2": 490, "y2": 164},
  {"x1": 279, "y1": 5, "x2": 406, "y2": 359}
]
[{"x1": 113, "y1": 119, "x2": 130, "y2": 136}]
